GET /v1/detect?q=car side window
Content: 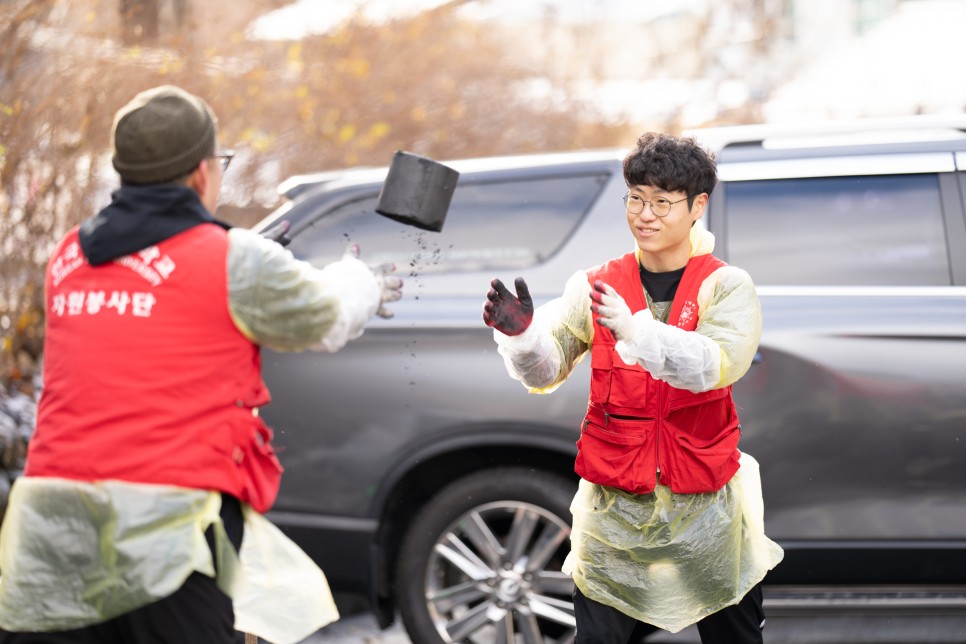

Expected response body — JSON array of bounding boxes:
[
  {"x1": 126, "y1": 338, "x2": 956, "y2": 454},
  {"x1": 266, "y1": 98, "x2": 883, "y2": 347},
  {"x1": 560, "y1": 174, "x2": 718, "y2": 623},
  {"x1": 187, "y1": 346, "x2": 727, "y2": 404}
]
[
  {"x1": 725, "y1": 174, "x2": 951, "y2": 286},
  {"x1": 287, "y1": 174, "x2": 608, "y2": 274}
]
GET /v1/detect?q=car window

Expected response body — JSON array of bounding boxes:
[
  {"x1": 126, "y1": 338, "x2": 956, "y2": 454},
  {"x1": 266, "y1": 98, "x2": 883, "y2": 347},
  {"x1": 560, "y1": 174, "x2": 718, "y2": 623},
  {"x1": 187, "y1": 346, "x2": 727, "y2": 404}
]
[
  {"x1": 287, "y1": 174, "x2": 608, "y2": 274},
  {"x1": 724, "y1": 174, "x2": 951, "y2": 286}
]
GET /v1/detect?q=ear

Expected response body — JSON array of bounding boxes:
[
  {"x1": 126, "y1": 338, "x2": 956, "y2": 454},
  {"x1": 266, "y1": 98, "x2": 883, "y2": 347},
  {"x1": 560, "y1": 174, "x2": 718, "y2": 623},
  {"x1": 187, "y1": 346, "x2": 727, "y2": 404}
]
[
  {"x1": 690, "y1": 192, "x2": 709, "y2": 222},
  {"x1": 184, "y1": 159, "x2": 208, "y2": 196}
]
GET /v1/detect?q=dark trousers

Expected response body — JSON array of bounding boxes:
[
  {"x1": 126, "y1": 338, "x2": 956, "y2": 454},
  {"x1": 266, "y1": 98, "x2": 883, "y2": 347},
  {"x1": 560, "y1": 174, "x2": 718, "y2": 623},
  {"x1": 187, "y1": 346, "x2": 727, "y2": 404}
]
[
  {"x1": 0, "y1": 494, "x2": 245, "y2": 644},
  {"x1": 574, "y1": 583, "x2": 766, "y2": 644}
]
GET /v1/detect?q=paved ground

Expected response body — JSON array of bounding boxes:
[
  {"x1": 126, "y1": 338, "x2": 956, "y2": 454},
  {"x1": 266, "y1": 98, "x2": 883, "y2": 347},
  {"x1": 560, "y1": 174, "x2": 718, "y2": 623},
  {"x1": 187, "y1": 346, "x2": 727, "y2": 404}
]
[
  {"x1": 289, "y1": 589, "x2": 966, "y2": 643},
  {"x1": 300, "y1": 610, "x2": 966, "y2": 643},
  {"x1": 301, "y1": 612, "x2": 408, "y2": 643}
]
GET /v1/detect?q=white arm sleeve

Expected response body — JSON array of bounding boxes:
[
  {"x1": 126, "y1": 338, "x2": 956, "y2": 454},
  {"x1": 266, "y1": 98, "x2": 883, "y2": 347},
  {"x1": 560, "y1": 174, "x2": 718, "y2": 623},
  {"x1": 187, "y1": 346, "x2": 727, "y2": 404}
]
[
  {"x1": 494, "y1": 312, "x2": 563, "y2": 390},
  {"x1": 227, "y1": 228, "x2": 381, "y2": 353},
  {"x1": 614, "y1": 265, "x2": 762, "y2": 392},
  {"x1": 494, "y1": 271, "x2": 594, "y2": 393}
]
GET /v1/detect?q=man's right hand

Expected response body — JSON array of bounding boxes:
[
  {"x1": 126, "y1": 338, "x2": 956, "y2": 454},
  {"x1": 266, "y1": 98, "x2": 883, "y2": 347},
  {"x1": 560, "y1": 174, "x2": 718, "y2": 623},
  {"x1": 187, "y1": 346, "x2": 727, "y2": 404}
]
[
  {"x1": 345, "y1": 244, "x2": 402, "y2": 319},
  {"x1": 371, "y1": 263, "x2": 403, "y2": 319},
  {"x1": 483, "y1": 277, "x2": 533, "y2": 336}
]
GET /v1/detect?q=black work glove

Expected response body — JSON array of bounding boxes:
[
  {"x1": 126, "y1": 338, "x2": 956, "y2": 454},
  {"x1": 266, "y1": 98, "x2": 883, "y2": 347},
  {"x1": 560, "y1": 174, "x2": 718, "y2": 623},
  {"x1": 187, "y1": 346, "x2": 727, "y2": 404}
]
[
  {"x1": 260, "y1": 220, "x2": 292, "y2": 246},
  {"x1": 483, "y1": 277, "x2": 533, "y2": 336}
]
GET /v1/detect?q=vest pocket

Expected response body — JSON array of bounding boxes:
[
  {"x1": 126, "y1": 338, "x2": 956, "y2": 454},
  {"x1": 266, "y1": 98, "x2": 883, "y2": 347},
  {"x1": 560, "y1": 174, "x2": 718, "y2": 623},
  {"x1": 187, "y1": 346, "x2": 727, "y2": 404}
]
[
  {"x1": 662, "y1": 422, "x2": 740, "y2": 494},
  {"x1": 665, "y1": 389, "x2": 737, "y2": 443},
  {"x1": 575, "y1": 415, "x2": 657, "y2": 494},
  {"x1": 242, "y1": 419, "x2": 283, "y2": 512},
  {"x1": 667, "y1": 385, "x2": 728, "y2": 411},
  {"x1": 221, "y1": 415, "x2": 283, "y2": 513}
]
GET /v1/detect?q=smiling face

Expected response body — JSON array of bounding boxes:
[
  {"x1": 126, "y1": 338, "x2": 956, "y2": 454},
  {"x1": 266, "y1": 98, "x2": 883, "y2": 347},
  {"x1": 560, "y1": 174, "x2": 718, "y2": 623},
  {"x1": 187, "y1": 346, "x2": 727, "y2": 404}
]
[{"x1": 625, "y1": 184, "x2": 708, "y2": 272}]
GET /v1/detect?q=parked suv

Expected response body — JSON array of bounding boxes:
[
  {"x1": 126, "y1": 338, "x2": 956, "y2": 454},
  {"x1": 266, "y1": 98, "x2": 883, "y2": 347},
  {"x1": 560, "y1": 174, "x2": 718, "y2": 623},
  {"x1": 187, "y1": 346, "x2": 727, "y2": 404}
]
[{"x1": 253, "y1": 116, "x2": 966, "y2": 643}]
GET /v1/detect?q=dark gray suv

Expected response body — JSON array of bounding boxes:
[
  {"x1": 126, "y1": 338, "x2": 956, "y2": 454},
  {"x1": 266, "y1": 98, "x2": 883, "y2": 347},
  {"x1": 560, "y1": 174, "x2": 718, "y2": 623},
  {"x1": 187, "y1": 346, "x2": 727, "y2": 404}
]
[{"x1": 254, "y1": 117, "x2": 966, "y2": 643}]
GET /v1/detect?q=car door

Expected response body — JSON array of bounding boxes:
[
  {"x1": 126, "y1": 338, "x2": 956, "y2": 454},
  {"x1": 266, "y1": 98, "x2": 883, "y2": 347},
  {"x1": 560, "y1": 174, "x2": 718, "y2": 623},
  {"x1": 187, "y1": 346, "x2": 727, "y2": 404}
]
[{"x1": 712, "y1": 150, "x2": 966, "y2": 583}]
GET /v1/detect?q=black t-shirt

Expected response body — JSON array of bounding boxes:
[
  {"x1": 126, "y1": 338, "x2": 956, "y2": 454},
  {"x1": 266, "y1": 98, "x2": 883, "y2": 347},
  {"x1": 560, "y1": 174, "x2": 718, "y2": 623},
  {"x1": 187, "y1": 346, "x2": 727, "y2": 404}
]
[{"x1": 639, "y1": 264, "x2": 685, "y2": 303}]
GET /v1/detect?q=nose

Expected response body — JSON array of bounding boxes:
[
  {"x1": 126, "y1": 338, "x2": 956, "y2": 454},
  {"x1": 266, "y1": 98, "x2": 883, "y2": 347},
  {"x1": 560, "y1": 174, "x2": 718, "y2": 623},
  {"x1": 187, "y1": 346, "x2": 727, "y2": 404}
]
[{"x1": 635, "y1": 202, "x2": 659, "y2": 220}]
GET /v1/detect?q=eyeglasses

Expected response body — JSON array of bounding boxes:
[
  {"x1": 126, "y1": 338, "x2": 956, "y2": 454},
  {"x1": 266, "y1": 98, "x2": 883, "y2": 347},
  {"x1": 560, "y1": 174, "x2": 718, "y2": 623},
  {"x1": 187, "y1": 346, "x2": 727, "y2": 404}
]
[
  {"x1": 214, "y1": 150, "x2": 235, "y2": 173},
  {"x1": 622, "y1": 192, "x2": 688, "y2": 217}
]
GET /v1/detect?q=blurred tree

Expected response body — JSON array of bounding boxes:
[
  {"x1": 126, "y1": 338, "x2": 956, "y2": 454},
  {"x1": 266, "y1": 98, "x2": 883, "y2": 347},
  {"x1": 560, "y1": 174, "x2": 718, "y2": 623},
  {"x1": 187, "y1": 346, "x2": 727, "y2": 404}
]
[
  {"x1": 13, "y1": 0, "x2": 780, "y2": 382},
  {"x1": 119, "y1": 0, "x2": 160, "y2": 44}
]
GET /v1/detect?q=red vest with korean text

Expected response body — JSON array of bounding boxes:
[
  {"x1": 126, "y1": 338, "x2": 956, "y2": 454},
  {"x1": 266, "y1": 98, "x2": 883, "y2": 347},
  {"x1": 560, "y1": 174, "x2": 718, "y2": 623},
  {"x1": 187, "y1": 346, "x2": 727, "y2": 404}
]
[
  {"x1": 26, "y1": 224, "x2": 282, "y2": 512},
  {"x1": 575, "y1": 251, "x2": 741, "y2": 495}
]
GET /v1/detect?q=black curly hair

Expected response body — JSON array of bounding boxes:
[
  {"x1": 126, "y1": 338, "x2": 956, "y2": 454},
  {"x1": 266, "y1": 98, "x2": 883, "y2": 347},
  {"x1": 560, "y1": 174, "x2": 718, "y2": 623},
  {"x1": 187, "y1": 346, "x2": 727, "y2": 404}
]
[{"x1": 622, "y1": 132, "x2": 717, "y2": 208}]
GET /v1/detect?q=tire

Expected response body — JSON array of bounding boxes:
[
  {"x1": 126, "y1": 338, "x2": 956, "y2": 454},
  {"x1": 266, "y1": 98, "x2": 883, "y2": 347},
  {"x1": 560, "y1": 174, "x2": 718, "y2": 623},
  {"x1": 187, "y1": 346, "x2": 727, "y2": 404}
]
[{"x1": 396, "y1": 467, "x2": 578, "y2": 644}]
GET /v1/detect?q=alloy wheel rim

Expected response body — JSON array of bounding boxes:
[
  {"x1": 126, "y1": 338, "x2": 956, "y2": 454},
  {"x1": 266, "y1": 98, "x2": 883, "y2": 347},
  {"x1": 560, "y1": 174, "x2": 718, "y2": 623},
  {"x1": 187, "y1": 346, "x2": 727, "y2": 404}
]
[{"x1": 423, "y1": 500, "x2": 575, "y2": 643}]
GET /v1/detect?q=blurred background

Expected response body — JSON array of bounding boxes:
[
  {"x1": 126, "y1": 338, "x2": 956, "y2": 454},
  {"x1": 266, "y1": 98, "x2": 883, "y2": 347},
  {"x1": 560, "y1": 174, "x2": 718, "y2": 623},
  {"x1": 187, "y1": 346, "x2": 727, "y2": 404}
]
[{"x1": 1, "y1": 0, "x2": 964, "y2": 407}]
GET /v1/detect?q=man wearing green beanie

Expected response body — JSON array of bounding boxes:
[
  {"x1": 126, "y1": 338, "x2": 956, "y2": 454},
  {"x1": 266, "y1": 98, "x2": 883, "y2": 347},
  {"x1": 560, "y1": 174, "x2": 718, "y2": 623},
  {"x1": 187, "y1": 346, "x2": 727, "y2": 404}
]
[{"x1": 0, "y1": 85, "x2": 402, "y2": 643}]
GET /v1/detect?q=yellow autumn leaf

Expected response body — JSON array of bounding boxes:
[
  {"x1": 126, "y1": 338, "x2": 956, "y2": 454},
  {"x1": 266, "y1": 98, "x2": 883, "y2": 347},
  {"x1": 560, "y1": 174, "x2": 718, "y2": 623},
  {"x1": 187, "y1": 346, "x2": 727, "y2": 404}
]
[
  {"x1": 350, "y1": 58, "x2": 370, "y2": 78},
  {"x1": 287, "y1": 44, "x2": 304, "y2": 73},
  {"x1": 252, "y1": 135, "x2": 274, "y2": 153},
  {"x1": 157, "y1": 54, "x2": 184, "y2": 76},
  {"x1": 238, "y1": 127, "x2": 275, "y2": 153},
  {"x1": 338, "y1": 125, "x2": 356, "y2": 143},
  {"x1": 240, "y1": 127, "x2": 259, "y2": 142},
  {"x1": 368, "y1": 122, "x2": 390, "y2": 139},
  {"x1": 298, "y1": 103, "x2": 314, "y2": 123}
]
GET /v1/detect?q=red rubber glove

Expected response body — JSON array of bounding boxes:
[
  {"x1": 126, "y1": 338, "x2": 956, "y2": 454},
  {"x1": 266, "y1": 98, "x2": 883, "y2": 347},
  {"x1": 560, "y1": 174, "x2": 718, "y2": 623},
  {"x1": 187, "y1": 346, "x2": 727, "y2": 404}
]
[{"x1": 483, "y1": 277, "x2": 533, "y2": 336}]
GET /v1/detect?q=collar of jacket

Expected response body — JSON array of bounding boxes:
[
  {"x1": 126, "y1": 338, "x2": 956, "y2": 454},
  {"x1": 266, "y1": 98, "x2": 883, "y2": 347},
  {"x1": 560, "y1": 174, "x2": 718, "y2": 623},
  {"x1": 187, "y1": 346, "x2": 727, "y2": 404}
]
[{"x1": 78, "y1": 183, "x2": 231, "y2": 266}]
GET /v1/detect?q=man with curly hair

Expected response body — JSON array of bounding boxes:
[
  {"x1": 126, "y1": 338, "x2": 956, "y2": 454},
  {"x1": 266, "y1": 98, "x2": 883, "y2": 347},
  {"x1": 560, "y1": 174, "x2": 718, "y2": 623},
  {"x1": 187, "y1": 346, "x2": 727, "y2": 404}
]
[{"x1": 484, "y1": 132, "x2": 783, "y2": 643}]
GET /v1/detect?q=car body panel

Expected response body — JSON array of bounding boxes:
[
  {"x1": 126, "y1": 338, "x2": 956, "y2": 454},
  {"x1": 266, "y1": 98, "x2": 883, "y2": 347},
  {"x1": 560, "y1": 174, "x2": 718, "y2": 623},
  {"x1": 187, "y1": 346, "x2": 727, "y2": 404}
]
[{"x1": 255, "y1": 120, "x2": 966, "y2": 619}]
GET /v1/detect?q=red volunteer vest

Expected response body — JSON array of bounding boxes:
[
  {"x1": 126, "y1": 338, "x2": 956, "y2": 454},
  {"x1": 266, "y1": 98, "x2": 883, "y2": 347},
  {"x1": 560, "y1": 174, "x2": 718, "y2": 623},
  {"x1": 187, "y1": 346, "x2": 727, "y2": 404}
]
[
  {"x1": 575, "y1": 252, "x2": 741, "y2": 494},
  {"x1": 27, "y1": 224, "x2": 282, "y2": 512}
]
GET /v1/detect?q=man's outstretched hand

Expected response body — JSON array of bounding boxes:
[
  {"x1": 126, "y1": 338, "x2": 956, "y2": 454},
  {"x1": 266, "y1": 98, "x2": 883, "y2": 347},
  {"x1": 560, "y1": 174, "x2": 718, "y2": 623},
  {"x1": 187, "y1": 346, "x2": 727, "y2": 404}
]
[
  {"x1": 483, "y1": 277, "x2": 533, "y2": 336},
  {"x1": 345, "y1": 244, "x2": 403, "y2": 319}
]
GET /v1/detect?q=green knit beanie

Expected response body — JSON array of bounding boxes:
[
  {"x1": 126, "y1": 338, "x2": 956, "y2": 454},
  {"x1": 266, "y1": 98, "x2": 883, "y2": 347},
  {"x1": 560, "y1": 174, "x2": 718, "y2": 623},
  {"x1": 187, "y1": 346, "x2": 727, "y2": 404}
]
[{"x1": 111, "y1": 85, "x2": 217, "y2": 184}]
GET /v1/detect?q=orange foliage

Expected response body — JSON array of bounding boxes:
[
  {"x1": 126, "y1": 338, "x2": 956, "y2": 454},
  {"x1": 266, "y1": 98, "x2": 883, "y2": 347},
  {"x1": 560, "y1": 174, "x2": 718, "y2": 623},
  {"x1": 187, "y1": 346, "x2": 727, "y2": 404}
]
[{"x1": 0, "y1": 0, "x2": 631, "y2": 382}]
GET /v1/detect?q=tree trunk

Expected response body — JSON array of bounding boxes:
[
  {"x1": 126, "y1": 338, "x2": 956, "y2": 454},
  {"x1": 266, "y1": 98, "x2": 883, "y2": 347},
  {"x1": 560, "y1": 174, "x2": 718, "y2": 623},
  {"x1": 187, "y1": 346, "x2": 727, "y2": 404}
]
[{"x1": 119, "y1": 0, "x2": 160, "y2": 45}]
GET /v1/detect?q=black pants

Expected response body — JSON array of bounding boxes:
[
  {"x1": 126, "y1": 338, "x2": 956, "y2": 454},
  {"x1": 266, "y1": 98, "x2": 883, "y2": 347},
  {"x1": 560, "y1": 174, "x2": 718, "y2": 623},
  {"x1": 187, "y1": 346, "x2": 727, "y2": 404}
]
[
  {"x1": 574, "y1": 583, "x2": 766, "y2": 644},
  {"x1": 0, "y1": 494, "x2": 245, "y2": 644}
]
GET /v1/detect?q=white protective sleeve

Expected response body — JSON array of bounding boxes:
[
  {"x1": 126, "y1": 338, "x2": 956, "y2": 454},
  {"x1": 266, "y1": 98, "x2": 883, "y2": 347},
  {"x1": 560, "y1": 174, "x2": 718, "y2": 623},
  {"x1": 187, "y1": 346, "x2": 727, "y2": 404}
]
[
  {"x1": 614, "y1": 265, "x2": 762, "y2": 392},
  {"x1": 227, "y1": 228, "x2": 381, "y2": 353},
  {"x1": 494, "y1": 271, "x2": 594, "y2": 394},
  {"x1": 494, "y1": 319, "x2": 562, "y2": 391}
]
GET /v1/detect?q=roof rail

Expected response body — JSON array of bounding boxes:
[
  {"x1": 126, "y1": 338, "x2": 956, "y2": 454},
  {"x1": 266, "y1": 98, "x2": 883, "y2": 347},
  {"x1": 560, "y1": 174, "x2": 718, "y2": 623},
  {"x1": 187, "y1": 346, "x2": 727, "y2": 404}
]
[
  {"x1": 277, "y1": 168, "x2": 378, "y2": 200},
  {"x1": 684, "y1": 114, "x2": 966, "y2": 151}
]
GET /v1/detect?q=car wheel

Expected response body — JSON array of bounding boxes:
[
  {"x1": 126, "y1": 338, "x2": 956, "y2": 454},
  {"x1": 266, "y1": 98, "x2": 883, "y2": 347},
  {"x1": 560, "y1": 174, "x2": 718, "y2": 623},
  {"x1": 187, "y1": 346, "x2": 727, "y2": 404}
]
[{"x1": 396, "y1": 467, "x2": 578, "y2": 644}]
